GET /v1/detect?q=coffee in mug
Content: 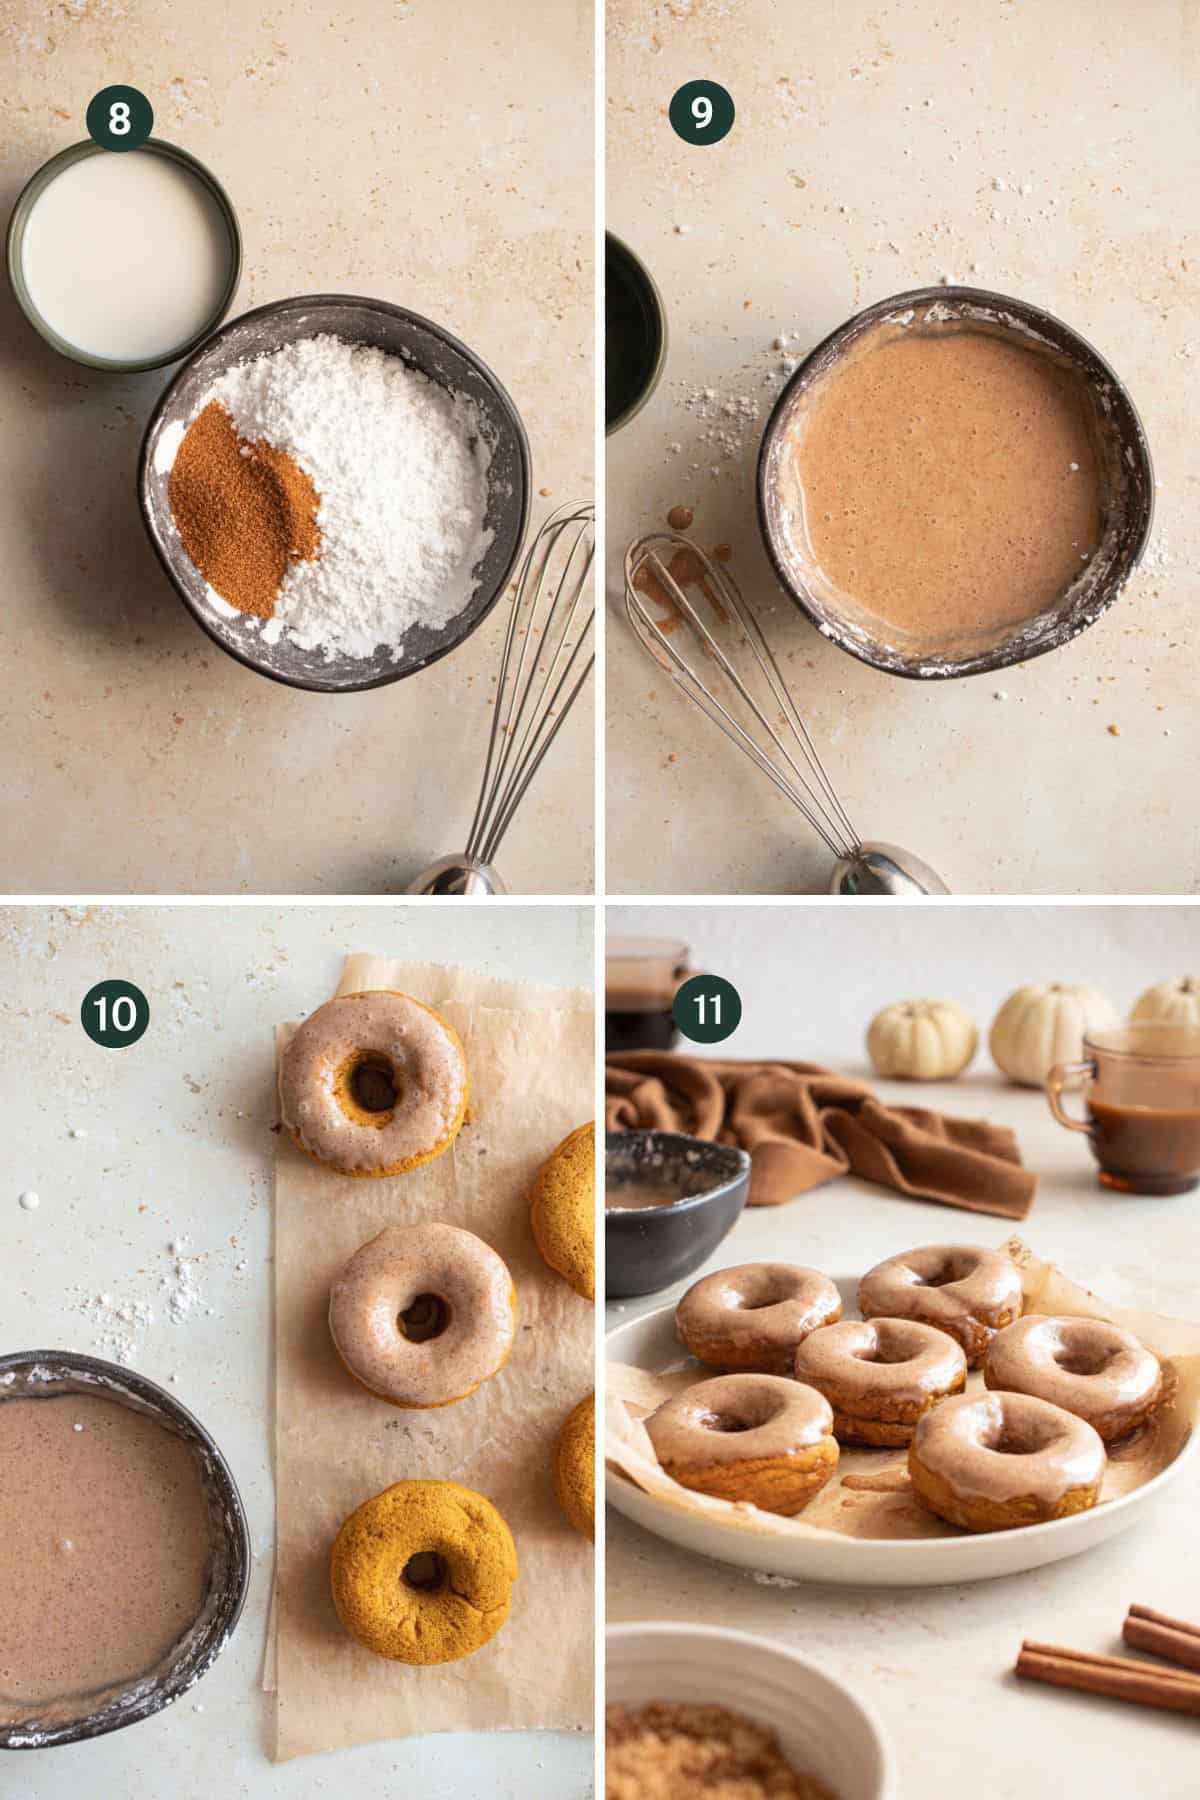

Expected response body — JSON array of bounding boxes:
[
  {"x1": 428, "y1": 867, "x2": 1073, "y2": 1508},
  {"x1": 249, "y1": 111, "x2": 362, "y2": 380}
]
[
  {"x1": 605, "y1": 936, "x2": 689, "y2": 1054},
  {"x1": 1045, "y1": 1021, "x2": 1200, "y2": 1195}
]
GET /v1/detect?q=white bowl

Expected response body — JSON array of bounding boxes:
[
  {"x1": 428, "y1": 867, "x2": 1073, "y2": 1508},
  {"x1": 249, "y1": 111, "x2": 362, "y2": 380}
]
[{"x1": 607, "y1": 1622, "x2": 897, "y2": 1800}]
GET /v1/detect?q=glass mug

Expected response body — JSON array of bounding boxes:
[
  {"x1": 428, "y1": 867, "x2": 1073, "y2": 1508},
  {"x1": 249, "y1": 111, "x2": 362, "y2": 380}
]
[
  {"x1": 605, "y1": 936, "x2": 691, "y2": 1054},
  {"x1": 1045, "y1": 1021, "x2": 1200, "y2": 1195}
]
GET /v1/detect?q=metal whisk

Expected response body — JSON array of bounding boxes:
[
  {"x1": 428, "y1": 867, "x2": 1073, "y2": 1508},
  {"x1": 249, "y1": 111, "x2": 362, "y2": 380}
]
[
  {"x1": 623, "y1": 532, "x2": 949, "y2": 895},
  {"x1": 408, "y1": 501, "x2": 595, "y2": 895}
]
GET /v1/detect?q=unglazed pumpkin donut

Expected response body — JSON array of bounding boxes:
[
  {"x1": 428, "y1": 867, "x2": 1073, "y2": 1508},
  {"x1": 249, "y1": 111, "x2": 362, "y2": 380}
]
[
  {"x1": 858, "y1": 1244, "x2": 1023, "y2": 1367},
  {"x1": 792, "y1": 1317, "x2": 968, "y2": 1446},
  {"x1": 645, "y1": 1374, "x2": 838, "y2": 1516},
  {"x1": 553, "y1": 1392, "x2": 595, "y2": 1541},
  {"x1": 908, "y1": 1390, "x2": 1106, "y2": 1532},
  {"x1": 675, "y1": 1263, "x2": 842, "y2": 1372},
  {"x1": 279, "y1": 990, "x2": 468, "y2": 1177},
  {"x1": 984, "y1": 1315, "x2": 1163, "y2": 1442},
  {"x1": 331, "y1": 1479, "x2": 517, "y2": 1664},
  {"x1": 530, "y1": 1122, "x2": 595, "y2": 1300},
  {"x1": 329, "y1": 1222, "x2": 516, "y2": 1409}
]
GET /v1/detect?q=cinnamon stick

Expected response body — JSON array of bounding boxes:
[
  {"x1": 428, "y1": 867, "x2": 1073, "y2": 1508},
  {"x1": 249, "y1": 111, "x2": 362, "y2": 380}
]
[
  {"x1": 1128, "y1": 1604, "x2": 1200, "y2": 1636},
  {"x1": 1124, "y1": 1606, "x2": 1200, "y2": 1673},
  {"x1": 1016, "y1": 1641, "x2": 1200, "y2": 1716},
  {"x1": 1021, "y1": 1642, "x2": 1200, "y2": 1686}
]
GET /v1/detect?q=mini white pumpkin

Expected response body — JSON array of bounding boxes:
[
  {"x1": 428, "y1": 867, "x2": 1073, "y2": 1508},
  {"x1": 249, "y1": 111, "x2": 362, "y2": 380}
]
[
  {"x1": 1131, "y1": 978, "x2": 1200, "y2": 1028},
  {"x1": 989, "y1": 983, "x2": 1119, "y2": 1087},
  {"x1": 866, "y1": 998, "x2": 977, "y2": 1081}
]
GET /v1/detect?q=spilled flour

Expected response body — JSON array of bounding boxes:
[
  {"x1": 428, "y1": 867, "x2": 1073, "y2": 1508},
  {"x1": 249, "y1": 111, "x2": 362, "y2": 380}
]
[{"x1": 68, "y1": 1238, "x2": 208, "y2": 1366}]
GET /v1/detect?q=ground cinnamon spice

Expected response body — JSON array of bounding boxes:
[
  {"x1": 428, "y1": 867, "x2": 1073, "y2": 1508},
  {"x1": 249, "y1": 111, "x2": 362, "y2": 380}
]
[{"x1": 167, "y1": 400, "x2": 321, "y2": 617}]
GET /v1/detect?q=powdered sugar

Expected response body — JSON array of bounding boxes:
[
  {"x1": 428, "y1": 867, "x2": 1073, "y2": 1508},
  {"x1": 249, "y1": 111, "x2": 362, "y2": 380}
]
[
  {"x1": 194, "y1": 335, "x2": 495, "y2": 661},
  {"x1": 72, "y1": 1292, "x2": 156, "y2": 1366},
  {"x1": 163, "y1": 1247, "x2": 201, "y2": 1324},
  {"x1": 66, "y1": 1239, "x2": 210, "y2": 1366}
]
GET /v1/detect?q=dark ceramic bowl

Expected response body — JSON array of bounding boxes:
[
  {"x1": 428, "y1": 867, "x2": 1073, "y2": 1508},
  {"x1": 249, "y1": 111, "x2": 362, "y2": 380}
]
[
  {"x1": 606, "y1": 233, "x2": 667, "y2": 435},
  {"x1": 138, "y1": 294, "x2": 531, "y2": 692},
  {"x1": 757, "y1": 285, "x2": 1154, "y2": 680},
  {"x1": 0, "y1": 1350, "x2": 251, "y2": 1749},
  {"x1": 606, "y1": 1130, "x2": 750, "y2": 1300}
]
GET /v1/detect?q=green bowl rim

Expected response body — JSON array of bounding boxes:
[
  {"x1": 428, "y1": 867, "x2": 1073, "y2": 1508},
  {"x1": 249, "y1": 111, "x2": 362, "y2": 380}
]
[
  {"x1": 5, "y1": 136, "x2": 242, "y2": 374},
  {"x1": 606, "y1": 229, "x2": 668, "y2": 436}
]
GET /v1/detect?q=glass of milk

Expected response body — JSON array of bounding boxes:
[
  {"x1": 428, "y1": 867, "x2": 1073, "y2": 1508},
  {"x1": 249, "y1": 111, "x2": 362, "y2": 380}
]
[{"x1": 5, "y1": 140, "x2": 241, "y2": 372}]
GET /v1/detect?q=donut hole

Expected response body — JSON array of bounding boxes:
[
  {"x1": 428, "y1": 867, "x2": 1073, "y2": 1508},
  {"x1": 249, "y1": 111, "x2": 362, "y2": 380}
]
[
  {"x1": 402, "y1": 1551, "x2": 448, "y2": 1592},
  {"x1": 696, "y1": 1409, "x2": 754, "y2": 1434},
  {"x1": 398, "y1": 1294, "x2": 450, "y2": 1343},
  {"x1": 728, "y1": 1286, "x2": 787, "y2": 1312},
  {"x1": 862, "y1": 1339, "x2": 920, "y2": 1367},
  {"x1": 913, "y1": 1256, "x2": 973, "y2": 1288},
  {"x1": 1053, "y1": 1340, "x2": 1116, "y2": 1377},
  {"x1": 980, "y1": 1416, "x2": 1050, "y2": 1457},
  {"x1": 350, "y1": 1052, "x2": 400, "y2": 1116}
]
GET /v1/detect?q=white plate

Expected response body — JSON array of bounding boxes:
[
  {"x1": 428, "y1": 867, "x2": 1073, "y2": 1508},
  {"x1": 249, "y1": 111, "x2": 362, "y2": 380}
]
[
  {"x1": 608, "y1": 1622, "x2": 898, "y2": 1800},
  {"x1": 606, "y1": 1283, "x2": 1198, "y2": 1586}
]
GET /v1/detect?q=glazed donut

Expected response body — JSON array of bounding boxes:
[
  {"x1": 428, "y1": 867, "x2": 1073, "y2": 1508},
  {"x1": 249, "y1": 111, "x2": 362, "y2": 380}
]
[
  {"x1": 330, "y1": 1479, "x2": 517, "y2": 1664},
  {"x1": 858, "y1": 1244, "x2": 1023, "y2": 1367},
  {"x1": 646, "y1": 1374, "x2": 838, "y2": 1515},
  {"x1": 329, "y1": 1223, "x2": 516, "y2": 1409},
  {"x1": 553, "y1": 1392, "x2": 595, "y2": 1541},
  {"x1": 908, "y1": 1390, "x2": 1106, "y2": 1532},
  {"x1": 676, "y1": 1264, "x2": 842, "y2": 1372},
  {"x1": 792, "y1": 1317, "x2": 968, "y2": 1446},
  {"x1": 530, "y1": 1122, "x2": 595, "y2": 1300},
  {"x1": 279, "y1": 990, "x2": 469, "y2": 1177},
  {"x1": 984, "y1": 1315, "x2": 1163, "y2": 1442}
]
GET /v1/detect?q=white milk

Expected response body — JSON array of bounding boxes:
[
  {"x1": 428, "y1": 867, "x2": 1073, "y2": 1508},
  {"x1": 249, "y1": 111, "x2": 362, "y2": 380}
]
[{"x1": 21, "y1": 149, "x2": 233, "y2": 363}]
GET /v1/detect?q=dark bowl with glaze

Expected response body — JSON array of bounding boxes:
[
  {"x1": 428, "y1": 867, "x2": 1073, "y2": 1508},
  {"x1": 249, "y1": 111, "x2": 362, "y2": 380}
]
[
  {"x1": 138, "y1": 293, "x2": 531, "y2": 693},
  {"x1": 0, "y1": 1350, "x2": 251, "y2": 1749},
  {"x1": 757, "y1": 285, "x2": 1155, "y2": 681},
  {"x1": 606, "y1": 1130, "x2": 751, "y2": 1300}
]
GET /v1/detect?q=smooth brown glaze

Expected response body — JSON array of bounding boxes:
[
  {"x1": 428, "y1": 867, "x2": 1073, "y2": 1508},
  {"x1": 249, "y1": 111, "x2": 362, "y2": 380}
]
[
  {"x1": 858, "y1": 1244, "x2": 1023, "y2": 1366},
  {"x1": 329, "y1": 1222, "x2": 516, "y2": 1409},
  {"x1": 793, "y1": 1316, "x2": 968, "y2": 1445},
  {"x1": 676, "y1": 1263, "x2": 843, "y2": 1371},
  {"x1": 646, "y1": 1373, "x2": 838, "y2": 1516},
  {"x1": 908, "y1": 1390, "x2": 1106, "y2": 1531},
  {"x1": 983, "y1": 1314, "x2": 1163, "y2": 1442}
]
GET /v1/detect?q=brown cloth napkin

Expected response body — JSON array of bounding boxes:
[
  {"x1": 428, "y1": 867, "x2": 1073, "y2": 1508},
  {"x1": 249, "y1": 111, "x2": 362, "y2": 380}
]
[{"x1": 605, "y1": 1052, "x2": 1037, "y2": 1220}]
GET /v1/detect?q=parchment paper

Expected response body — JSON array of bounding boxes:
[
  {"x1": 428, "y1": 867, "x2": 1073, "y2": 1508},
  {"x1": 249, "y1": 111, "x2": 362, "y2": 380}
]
[
  {"x1": 272, "y1": 955, "x2": 593, "y2": 1762},
  {"x1": 607, "y1": 1236, "x2": 1200, "y2": 1546}
]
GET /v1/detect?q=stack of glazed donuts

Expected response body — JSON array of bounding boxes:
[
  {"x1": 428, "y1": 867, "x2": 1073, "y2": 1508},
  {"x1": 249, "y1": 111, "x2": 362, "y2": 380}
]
[
  {"x1": 278, "y1": 989, "x2": 595, "y2": 1666},
  {"x1": 644, "y1": 1241, "x2": 1166, "y2": 1532}
]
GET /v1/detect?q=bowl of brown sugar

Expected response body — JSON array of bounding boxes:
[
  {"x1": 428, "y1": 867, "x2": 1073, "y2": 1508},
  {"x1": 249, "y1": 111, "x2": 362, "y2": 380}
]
[
  {"x1": 757, "y1": 287, "x2": 1154, "y2": 680},
  {"x1": 607, "y1": 1623, "x2": 897, "y2": 1799}
]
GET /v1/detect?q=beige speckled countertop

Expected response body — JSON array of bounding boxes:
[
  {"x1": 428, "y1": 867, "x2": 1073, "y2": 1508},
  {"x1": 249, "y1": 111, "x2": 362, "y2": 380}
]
[
  {"x1": 1, "y1": 0, "x2": 593, "y2": 895},
  {"x1": 606, "y1": 0, "x2": 1199, "y2": 895}
]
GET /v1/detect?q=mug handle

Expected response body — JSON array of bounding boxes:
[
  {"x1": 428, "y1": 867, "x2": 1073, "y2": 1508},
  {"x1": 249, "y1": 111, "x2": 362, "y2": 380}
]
[{"x1": 1045, "y1": 1058, "x2": 1096, "y2": 1133}]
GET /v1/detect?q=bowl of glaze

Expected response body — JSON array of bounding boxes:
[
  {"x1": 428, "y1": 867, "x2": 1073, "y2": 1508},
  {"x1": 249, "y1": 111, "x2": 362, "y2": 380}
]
[
  {"x1": 607, "y1": 1623, "x2": 897, "y2": 1800},
  {"x1": 605, "y1": 1130, "x2": 750, "y2": 1300},
  {"x1": 757, "y1": 285, "x2": 1154, "y2": 680},
  {"x1": 6, "y1": 139, "x2": 241, "y2": 374},
  {"x1": 0, "y1": 1349, "x2": 251, "y2": 1749},
  {"x1": 138, "y1": 294, "x2": 532, "y2": 693}
]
